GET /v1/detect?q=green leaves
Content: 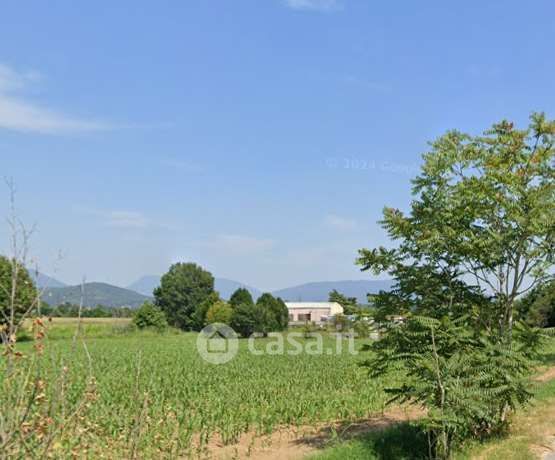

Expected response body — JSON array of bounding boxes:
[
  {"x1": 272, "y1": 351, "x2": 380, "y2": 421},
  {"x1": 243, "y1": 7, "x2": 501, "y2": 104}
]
[
  {"x1": 229, "y1": 293, "x2": 288, "y2": 337},
  {"x1": 205, "y1": 300, "x2": 233, "y2": 325},
  {"x1": 133, "y1": 301, "x2": 168, "y2": 331},
  {"x1": 359, "y1": 112, "x2": 555, "y2": 338},
  {"x1": 256, "y1": 293, "x2": 289, "y2": 332},
  {"x1": 516, "y1": 279, "x2": 555, "y2": 328},
  {"x1": 358, "y1": 113, "x2": 555, "y2": 458},
  {"x1": 154, "y1": 262, "x2": 215, "y2": 331},
  {"x1": 356, "y1": 246, "x2": 400, "y2": 275},
  {"x1": 328, "y1": 289, "x2": 359, "y2": 315},
  {"x1": 229, "y1": 287, "x2": 254, "y2": 308},
  {"x1": 365, "y1": 315, "x2": 538, "y2": 458}
]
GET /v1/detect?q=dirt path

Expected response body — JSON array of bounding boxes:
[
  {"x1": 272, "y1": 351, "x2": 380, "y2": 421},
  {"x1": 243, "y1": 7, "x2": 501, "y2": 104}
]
[
  {"x1": 541, "y1": 439, "x2": 555, "y2": 460},
  {"x1": 200, "y1": 406, "x2": 423, "y2": 460},
  {"x1": 522, "y1": 366, "x2": 555, "y2": 460},
  {"x1": 521, "y1": 405, "x2": 555, "y2": 460},
  {"x1": 535, "y1": 366, "x2": 555, "y2": 383}
]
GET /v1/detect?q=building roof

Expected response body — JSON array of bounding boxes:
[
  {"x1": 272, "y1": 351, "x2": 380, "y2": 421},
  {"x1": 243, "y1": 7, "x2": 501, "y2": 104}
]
[{"x1": 284, "y1": 302, "x2": 344, "y2": 315}]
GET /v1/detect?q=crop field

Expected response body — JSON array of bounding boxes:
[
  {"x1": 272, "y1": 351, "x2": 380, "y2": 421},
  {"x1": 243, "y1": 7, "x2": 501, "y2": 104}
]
[
  {"x1": 4, "y1": 321, "x2": 397, "y2": 458},
  {"x1": 5, "y1": 320, "x2": 554, "y2": 459}
]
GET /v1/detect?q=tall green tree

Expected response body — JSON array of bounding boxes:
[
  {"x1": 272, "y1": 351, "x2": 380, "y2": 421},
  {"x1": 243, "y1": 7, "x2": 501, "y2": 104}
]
[
  {"x1": 358, "y1": 114, "x2": 554, "y2": 458},
  {"x1": 257, "y1": 293, "x2": 288, "y2": 331},
  {"x1": 154, "y1": 262, "x2": 215, "y2": 331},
  {"x1": 230, "y1": 303, "x2": 268, "y2": 337},
  {"x1": 0, "y1": 256, "x2": 38, "y2": 335},
  {"x1": 230, "y1": 294, "x2": 288, "y2": 337},
  {"x1": 229, "y1": 287, "x2": 254, "y2": 308},
  {"x1": 359, "y1": 113, "x2": 554, "y2": 341}
]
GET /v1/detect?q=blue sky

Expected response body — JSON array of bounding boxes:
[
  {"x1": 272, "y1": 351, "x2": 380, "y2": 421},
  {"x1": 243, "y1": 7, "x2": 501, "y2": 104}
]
[{"x1": 1, "y1": 0, "x2": 554, "y2": 291}]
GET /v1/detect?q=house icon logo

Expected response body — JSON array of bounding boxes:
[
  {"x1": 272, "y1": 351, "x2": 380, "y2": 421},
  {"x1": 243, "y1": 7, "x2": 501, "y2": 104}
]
[{"x1": 197, "y1": 323, "x2": 239, "y2": 364}]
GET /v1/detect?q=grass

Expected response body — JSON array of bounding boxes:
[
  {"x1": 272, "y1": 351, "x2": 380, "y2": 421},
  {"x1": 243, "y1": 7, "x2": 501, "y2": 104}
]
[
  {"x1": 17, "y1": 317, "x2": 133, "y2": 341},
  {"x1": 309, "y1": 423, "x2": 429, "y2": 460}
]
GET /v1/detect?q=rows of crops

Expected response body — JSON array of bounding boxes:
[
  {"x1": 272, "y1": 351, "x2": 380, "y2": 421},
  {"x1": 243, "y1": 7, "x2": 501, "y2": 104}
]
[{"x1": 8, "y1": 329, "x2": 394, "y2": 457}]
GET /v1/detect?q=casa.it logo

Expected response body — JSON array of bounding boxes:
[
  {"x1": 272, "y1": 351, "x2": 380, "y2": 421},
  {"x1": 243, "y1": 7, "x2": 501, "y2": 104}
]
[{"x1": 197, "y1": 323, "x2": 239, "y2": 365}]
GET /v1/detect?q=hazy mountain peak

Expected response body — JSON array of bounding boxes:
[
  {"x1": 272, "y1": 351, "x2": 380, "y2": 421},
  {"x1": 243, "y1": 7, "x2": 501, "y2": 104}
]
[
  {"x1": 30, "y1": 271, "x2": 67, "y2": 289},
  {"x1": 127, "y1": 275, "x2": 391, "y2": 304},
  {"x1": 273, "y1": 279, "x2": 392, "y2": 304},
  {"x1": 126, "y1": 275, "x2": 261, "y2": 300}
]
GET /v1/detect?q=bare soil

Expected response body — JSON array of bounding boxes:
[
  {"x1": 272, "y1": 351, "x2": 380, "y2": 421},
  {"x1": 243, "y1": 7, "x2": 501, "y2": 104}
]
[
  {"x1": 535, "y1": 366, "x2": 555, "y2": 383},
  {"x1": 198, "y1": 405, "x2": 424, "y2": 460}
]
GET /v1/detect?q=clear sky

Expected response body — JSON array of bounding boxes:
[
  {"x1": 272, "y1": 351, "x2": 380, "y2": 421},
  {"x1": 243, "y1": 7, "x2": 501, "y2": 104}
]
[{"x1": 1, "y1": 0, "x2": 554, "y2": 291}]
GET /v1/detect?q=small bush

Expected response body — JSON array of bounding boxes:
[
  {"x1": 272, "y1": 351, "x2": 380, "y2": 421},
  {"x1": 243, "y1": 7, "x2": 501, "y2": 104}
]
[
  {"x1": 133, "y1": 302, "x2": 168, "y2": 331},
  {"x1": 205, "y1": 300, "x2": 233, "y2": 325}
]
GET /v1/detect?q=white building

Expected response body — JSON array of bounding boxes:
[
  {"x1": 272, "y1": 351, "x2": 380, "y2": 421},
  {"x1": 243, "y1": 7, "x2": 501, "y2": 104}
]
[{"x1": 285, "y1": 302, "x2": 344, "y2": 324}]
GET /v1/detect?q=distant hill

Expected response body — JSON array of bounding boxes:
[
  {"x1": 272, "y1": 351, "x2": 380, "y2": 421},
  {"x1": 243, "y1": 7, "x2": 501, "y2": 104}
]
[
  {"x1": 37, "y1": 273, "x2": 392, "y2": 307},
  {"x1": 126, "y1": 275, "x2": 160, "y2": 297},
  {"x1": 42, "y1": 282, "x2": 151, "y2": 308},
  {"x1": 273, "y1": 280, "x2": 393, "y2": 304},
  {"x1": 215, "y1": 278, "x2": 261, "y2": 301},
  {"x1": 127, "y1": 275, "x2": 261, "y2": 301},
  {"x1": 30, "y1": 271, "x2": 67, "y2": 289},
  {"x1": 128, "y1": 275, "x2": 390, "y2": 304}
]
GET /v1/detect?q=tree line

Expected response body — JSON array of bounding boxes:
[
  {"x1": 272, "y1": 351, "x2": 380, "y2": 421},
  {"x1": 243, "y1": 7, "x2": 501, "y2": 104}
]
[
  {"x1": 1, "y1": 253, "x2": 552, "y2": 339},
  {"x1": 133, "y1": 262, "x2": 288, "y2": 336}
]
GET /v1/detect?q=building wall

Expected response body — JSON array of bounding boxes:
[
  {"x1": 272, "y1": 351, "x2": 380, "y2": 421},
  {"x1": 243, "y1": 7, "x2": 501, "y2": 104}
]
[{"x1": 288, "y1": 308, "x2": 331, "y2": 324}]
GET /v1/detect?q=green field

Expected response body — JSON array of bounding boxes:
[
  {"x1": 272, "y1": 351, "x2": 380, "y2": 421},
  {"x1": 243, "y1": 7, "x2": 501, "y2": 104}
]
[
  {"x1": 20, "y1": 317, "x2": 133, "y2": 340},
  {"x1": 5, "y1": 319, "x2": 395, "y2": 458},
  {"x1": 4, "y1": 319, "x2": 555, "y2": 459}
]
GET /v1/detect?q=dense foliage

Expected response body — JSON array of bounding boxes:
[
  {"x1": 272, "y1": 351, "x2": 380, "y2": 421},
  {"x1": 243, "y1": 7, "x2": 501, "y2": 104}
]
[
  {"x1": 205, "y1": 300, "x2": 233, "y2": 325},
  {"x1": 517, "y1": 280, "x2": 555, "y2": 328},
  {"x1": 192, "y1": 291, "x2": 221, "y2": 330},
  {"x1": 360, "y1": 113, "x2": 554, "y2": 339},
  {"x1": 256, "y1": 293, "x2": 288, "y2": 332},
  {"x1": 133, "y1": 302, "x2": 168, "y2": 331},
  {"x1": 154, "y1": 262, "x2": 215, "y2": 331},
  {"x1": 367, "y1": 316, "x2": 544, "y2": 458},
  {"x1": 230, "y1": 303, "x2": 267, "y2": 337},
  {"x1": 229, "y1": 287, "x2": 254, "y2": 308},
  {"x1": 0, "y1": 256, "x2": 38, "y2": 332},
  {"x1": 358, "y1": 114, "x2": 555, "y2": 458},
  {"x1": 227, "y1": 290, "x2": 288, "y2": 337}
]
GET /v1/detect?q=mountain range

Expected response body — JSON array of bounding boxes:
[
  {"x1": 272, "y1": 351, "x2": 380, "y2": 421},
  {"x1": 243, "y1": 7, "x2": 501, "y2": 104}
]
[
  {"x1": 273, "y1": 279, "x2": 392, "y2": 304},
  {"x1": 35, "y1": 272, "x2": 392, "y2": 308},
  {"x1": 127, "y1": 275, "x2": 262, "y2": 300}
]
